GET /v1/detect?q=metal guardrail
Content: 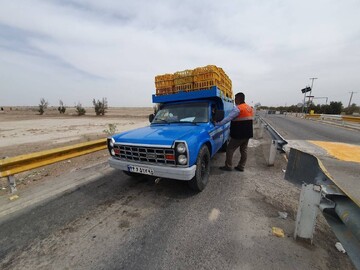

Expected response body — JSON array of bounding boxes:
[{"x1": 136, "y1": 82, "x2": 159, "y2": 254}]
[
  {"x1": 257, "y1": 115, "x2": 288, "y2": 150},
  {"x1": 342, "y1": 115, "x2": 360, "y2": 123},
  {"x1": 255, "y1": 115, "x2": 288, "y2": 166},
  {"x1": 0, "y1": 139, "x2": 107, "y2": 193},
  {"x1": 304, "y1": 114, "x2": 321, "y2": 119},
  {"x1": 285, "y1": 148, "x2": 360, "y2": 270}
]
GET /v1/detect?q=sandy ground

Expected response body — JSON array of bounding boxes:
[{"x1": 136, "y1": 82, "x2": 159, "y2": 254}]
[
  {"x1": 0, "y1": 107, "x2": 152, "y2": 194},
  {"x1": 0, "y1": 107, "x2": 153, "y2": 153}
]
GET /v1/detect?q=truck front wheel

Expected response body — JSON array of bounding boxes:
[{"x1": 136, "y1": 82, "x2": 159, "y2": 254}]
[{"x1": 189, "y1": 145, "x2": 210, "y2": 192}]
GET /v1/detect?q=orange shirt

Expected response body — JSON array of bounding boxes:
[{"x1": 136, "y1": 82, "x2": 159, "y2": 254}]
[{"x1": 233, "y1": 103, "x2": 254, "y2": 121}]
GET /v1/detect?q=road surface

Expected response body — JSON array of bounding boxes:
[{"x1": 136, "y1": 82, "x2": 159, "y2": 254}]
[
  {"x1": 263, "y1": 114, "x2": 360, "y2": 206},
  {"x1": 262, "y1": 114, "x2": 360, "y2": 144}
]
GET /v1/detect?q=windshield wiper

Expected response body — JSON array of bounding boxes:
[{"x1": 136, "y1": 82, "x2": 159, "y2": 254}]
[{"x1": 172, "y1": 121, "x2": 198, "y2": 125}]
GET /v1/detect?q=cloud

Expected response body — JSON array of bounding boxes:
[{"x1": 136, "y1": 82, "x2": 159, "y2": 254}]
[{"x1": 0, "y1": 0, "x2": 359, "y2": 107}]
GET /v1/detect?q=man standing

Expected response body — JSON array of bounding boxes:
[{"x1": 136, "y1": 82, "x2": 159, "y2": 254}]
[{"x1": 216, "y1": 92, "x2": 254, "y2": 171}]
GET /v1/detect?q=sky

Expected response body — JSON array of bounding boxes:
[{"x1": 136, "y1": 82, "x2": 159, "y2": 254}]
[{"x1": 1, "y1": 0, "x2": 360, "y2": 107}]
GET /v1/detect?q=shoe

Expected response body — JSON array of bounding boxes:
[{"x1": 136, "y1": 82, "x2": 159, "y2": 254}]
[
  {"x1": 234, "y1": 167, "x2": 244, "y2": 172},
  {"x1": 219, "y1": 166, "x2": 232, "y2": 171}
]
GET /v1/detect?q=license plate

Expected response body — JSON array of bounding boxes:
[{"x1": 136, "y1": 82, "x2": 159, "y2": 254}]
[{"x1": 127, "y1": 165, "x2": 154, "y2": 175}]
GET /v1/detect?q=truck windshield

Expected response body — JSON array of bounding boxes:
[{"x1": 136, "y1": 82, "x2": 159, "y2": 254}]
[{"x1": 152, "y1": 102, "x2": 209, "y2": 124}]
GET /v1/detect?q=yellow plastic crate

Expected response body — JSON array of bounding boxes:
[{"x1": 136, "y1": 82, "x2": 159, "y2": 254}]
[
  {"x1": 174, "y1": 83, "x2": 193, "y2": 93},
  {"x1": 155, "y1": 79, "x2": 174, "y2": 89},
  {"x1": 155, "y1": 73, "x2": 175, "y2": 95},
  {"x1": 174, "y1": 70, "x2": 194, "y2": 85},
  {"x1": 156, "y1": 87, "x2": 174, "y2": 96},
  {"x1": 155, "y1": 73, "x2": 174, "y2": 82},
  {"x1": 193, "y1": 65, "x2": 221, "y2": 82},
  {"x1": 194, "y1": 79, "x2": 221, "y2": 90}
]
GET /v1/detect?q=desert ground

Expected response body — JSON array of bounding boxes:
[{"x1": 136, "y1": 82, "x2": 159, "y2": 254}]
[{"x1": 0, "y1": 106, "x2": 153, "y2": 194}]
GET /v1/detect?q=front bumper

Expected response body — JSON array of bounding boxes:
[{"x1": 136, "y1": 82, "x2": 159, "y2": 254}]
[{"x1": 108, "y1": 158, "x2": 196, "y2": 181}]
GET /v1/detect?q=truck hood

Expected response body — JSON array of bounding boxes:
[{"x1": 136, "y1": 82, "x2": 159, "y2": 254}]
[{"x1": 112, "y1": 124, "x2": 205, "y2": 146}]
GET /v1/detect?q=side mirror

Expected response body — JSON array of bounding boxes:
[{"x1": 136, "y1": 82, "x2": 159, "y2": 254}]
[
  {"x1": 149, "y1": 114, "x2": 155, "y2": 123},
  {"x1": 214, "y1": 110, "x2": 224, "y2": 122}
]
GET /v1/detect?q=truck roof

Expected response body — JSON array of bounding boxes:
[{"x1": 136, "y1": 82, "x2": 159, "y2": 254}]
[{"x1": 152, "y1": 86, "x2": 233, "y2": 104}]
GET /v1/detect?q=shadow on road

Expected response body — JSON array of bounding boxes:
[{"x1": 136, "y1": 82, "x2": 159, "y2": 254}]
[{"x1": 0, "y1": 169, "x2": 197, "y2": 262}]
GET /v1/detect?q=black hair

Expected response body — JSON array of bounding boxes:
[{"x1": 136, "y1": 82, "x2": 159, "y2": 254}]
[{"x1": 235, "y1": 92, "x2": 245, "y2": 100}]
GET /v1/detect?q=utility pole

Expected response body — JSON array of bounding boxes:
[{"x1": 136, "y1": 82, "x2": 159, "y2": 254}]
[
  {"x1": 348, "y1": 91, "x2": 357, "y2": 108},
  {"x1": 301, "y1": 86, "x2": 311, "y2": 113},
  {"x1": 309, "y1": 77, "x2": 318, "y2": 98},
  {"x1": 306, "y1": 77, "x2": 318, "y2": 113}
]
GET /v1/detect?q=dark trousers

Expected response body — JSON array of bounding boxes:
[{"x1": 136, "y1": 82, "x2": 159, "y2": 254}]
[{"x1": 225, "y1": 137, "x2": 249, "y2": 169}]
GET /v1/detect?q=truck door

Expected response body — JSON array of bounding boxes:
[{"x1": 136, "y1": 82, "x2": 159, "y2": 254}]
[{"x1": 209, "y1": 104, "x2": 224, "y2": 153}]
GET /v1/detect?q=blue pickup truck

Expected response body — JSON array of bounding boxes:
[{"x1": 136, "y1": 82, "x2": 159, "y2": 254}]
[{"x1": 107, "y1": 87, "x2": 234, "y2": 191}]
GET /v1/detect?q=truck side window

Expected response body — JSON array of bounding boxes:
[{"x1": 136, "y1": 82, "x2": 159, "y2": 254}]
[{"x1": 211, "y1": 105, "x2": 216, "y2": 122}]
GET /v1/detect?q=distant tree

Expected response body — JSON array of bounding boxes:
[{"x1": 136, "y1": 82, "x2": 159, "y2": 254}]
[
  {"x1": 319, "y1": 104, "x2": 329, "y2": 114},
  {"x1": 58, "y1": 100, "x2": 66, "y2": 114},
  {"x1": 343, "y1": 103, "x2": 359, "y2": 115},
  {"x1": 75, "y1": 102, "x2": 86, "y2": 116},
  {"x1": 93, "y1": 97, "x2": 108, "y2": 116},
  {"x1": 287, "y1": 105, "x2": 302, "y2": 113},
  {"x1": 38, "y1": 98, "x2": 49, "y2": 115},
  {"x1": 328, "y1": 101, "x2": 343, "y2": 114}
]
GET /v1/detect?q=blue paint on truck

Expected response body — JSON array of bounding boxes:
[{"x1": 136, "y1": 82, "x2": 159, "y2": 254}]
[{"x1": 107, "y1": 87, "x2": 233, "y2": 191}]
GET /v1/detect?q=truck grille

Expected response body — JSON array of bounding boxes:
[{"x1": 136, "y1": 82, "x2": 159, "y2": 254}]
[{"x1": 114, "y1": 144, "x2": 176, "y2": 166}]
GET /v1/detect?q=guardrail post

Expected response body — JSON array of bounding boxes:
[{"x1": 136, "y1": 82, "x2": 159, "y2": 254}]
[
  {"x1": 268, "y1": 140, "x2": 277, "y2": 166},
  {"x1": 256, "y1": 118, "x2": 261, "y2": 129},
  {"x1": 1, "y1": 157, "x2": 17, "y2": 193},
  {"x1": 8, "y1": 175, "x2": 17, "y2": 193},
  {"x1": 259, "y1": 123, "x2": 264, "y2": 139},
  {"x1": 294, "y1": 184, "x2": 322, "y2": 244}
]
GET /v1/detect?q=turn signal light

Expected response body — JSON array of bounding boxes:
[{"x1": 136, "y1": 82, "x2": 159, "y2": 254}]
[{"x1": 165, "y1": 154, "x2": 175, "y2": 160}]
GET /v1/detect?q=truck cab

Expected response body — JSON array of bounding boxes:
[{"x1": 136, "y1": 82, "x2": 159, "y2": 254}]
[{"x1": 107, "y1": 87, "x2": 233, "y2": 191}]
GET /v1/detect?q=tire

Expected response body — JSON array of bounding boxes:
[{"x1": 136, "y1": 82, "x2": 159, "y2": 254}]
[{"x1": 189, "y1": 145, "x2": 211, "y2": 192}]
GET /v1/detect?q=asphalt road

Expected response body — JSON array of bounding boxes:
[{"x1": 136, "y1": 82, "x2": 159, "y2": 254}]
[
  {"x1": 0, "y1": 138, "x2": 354, "y2": 269},
  {"x1": 262, "y1": 114, "x2": 360, "y2": 207},
  {"x1": 262, "y1": 114, "x2": 360, "y2": 144}
]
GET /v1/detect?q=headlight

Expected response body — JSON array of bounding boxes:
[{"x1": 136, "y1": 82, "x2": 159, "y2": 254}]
[
  {"x1": 178, "y1": 155, "x2": 187, "y2": 165},
  {"x1": 109, "y1": 138, "x2": 115, "y2": 148},
  {"x1": 176, "y1": 143, "x2": 186, "y2": 154},
  {"x1": 108, "y1": 138, "x2": 116, "y2": 156}
]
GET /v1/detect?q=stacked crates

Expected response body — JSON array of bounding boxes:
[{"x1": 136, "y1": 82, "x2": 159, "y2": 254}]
[
  {"x1": 218, "y1": 68, "x2": 233, "y2": 98},
  {"x1": 155, "y1": 65, "x2": 233, "y2": 98},
  {"x1": 174, "y1": 69, "x2": 193, "y2": 92},
  {"x1": 155, "y1": 74, "x2": 174, "y2": 95},
  {"x1": 193, "y1": 65, "x2": 221, "y2": 91}
]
